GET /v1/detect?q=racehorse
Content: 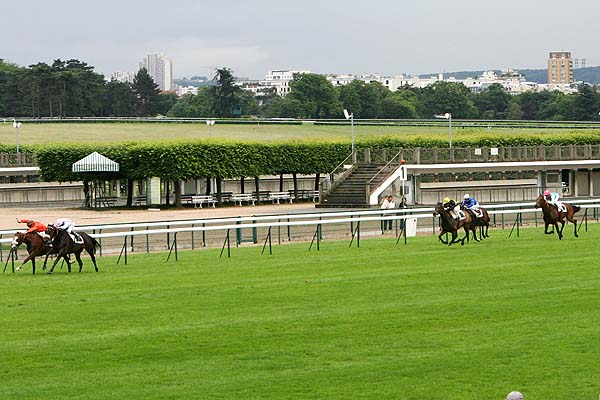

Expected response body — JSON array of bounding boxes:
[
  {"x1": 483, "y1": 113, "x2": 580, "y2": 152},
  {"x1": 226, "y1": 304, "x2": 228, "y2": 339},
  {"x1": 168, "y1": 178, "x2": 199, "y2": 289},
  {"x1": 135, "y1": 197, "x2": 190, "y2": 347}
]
[
  {"x1": 433, "y1": 202, "x2": 479, "y2": 246},
  {"x1": 10, "y1": 232, "x2": 59, "y2": 274},
  {"x1": 534, "y1": 194, "x2": 580, "y2": 240},
  {"x1": 461, "y1": 205, "x2": 490, "y2": 239},
  {"x1": 45, "y1": 225, "x2": 100, "y2": 274}
]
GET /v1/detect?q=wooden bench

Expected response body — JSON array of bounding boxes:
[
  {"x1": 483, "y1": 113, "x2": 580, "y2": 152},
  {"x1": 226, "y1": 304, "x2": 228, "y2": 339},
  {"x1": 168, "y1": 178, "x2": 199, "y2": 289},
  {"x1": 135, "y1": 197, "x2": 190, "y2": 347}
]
[
  {"x1": 191, "y1": 195, "x2": 217, "y2": 208},
  {"x1": 268, "y1": 191, "x2": 293, "y2": 204},
  {"x1": 231, "y1": 193, "x2": 256, "y2": 206}
]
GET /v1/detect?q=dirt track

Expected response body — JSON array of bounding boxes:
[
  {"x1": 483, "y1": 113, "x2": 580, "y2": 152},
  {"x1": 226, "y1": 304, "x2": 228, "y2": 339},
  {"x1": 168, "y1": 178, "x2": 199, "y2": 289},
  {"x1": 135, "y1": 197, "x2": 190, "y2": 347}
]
[{"x1": 2, "y1": 203, "x2": 321, "y2": 230}]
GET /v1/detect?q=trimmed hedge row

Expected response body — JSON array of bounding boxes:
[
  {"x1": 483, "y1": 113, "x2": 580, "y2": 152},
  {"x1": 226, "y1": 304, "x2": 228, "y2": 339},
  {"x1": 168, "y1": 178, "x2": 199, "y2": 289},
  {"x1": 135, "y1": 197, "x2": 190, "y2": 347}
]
[{"x1": 15, "y1": 131, "x2": 600, "y2": 182}]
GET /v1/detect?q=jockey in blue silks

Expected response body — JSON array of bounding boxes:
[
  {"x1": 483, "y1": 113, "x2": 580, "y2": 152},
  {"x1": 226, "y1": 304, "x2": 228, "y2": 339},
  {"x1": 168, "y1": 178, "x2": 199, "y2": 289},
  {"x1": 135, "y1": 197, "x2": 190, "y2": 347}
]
[{"x1": 462, "y1": 194, "x2": 482, "y2": 218}]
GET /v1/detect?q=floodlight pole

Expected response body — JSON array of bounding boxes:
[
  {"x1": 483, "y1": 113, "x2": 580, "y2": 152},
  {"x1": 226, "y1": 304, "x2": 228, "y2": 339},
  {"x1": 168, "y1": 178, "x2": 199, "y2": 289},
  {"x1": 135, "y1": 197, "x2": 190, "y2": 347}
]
[
  {"x1": 448, "y1": 113, "x2": 452, "y2": 149},
  {"x1": 343, "y1": 109, "x2": 355, "y2": 154},
  {"x1": 13, "y1": 120, "x2": 21, "y2": 157},
  {"x1": 206, "y1": 120, "x2": 215, "y2": 138}
]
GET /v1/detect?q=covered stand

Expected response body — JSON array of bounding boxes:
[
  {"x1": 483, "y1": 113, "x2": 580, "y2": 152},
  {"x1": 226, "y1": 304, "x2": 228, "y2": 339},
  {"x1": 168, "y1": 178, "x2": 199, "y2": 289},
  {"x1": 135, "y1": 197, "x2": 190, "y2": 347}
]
[{"x1": 72, "y1": 152, "x2": 120, "y2": 208}]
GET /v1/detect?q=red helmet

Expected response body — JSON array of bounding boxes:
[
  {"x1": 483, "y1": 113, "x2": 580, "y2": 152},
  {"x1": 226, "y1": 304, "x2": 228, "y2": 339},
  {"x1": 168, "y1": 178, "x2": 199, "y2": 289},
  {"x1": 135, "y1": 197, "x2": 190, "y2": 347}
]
[{"x1": 543, "y1": 190, "x2": 551, "y2": 196}]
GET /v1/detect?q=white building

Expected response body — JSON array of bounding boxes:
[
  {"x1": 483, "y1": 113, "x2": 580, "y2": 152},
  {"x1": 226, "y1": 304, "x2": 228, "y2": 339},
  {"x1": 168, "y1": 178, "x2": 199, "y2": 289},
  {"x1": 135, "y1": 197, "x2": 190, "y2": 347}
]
[
  {"x1": 177, "y1": 86, "x2": 200, "y2": 96},
  {"x1": 110, "y1": 71, "x2": 135, "y2": 84},
  {"x1": 140, "y1": 53, "x2": 173, "y2": 91}
]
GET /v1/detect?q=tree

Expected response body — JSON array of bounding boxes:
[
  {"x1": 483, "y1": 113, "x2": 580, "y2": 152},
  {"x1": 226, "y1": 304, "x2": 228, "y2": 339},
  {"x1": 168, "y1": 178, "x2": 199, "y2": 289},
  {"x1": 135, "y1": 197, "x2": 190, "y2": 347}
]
[
  {"x1": 102, "y1": 80, "x2": 136, "y2": 116},
  {"x1": 132, "y1": 68, "x2": 161, "y2": 116},
  {"x1": 416, "y1": 81, "x2": 477, "y2": 118},
  {"x1": 473, "y1": 83, "x2": 511, "y2": 119},
  {"x1": 209, "y1": 67, "x2": 241, "y2": 117},
  {"x1": 572, "y1": 84, "x2": 600, "y2": 120},
  {"x1": 379, "y1": 90, "x2": 419, "y2": 119},
  {"x1": 288, "y1": 73, "x2": 340, "y2": 118}
]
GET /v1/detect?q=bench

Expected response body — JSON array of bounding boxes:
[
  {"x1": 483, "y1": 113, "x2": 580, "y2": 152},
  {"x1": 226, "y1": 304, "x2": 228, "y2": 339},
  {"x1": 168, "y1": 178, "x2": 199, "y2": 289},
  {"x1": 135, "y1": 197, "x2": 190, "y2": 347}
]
[
  {"x1": 308, "y1": 190, "x2": 320, "y2": 202},
  {"x1": 268, "y1": 191, "x2": 293, "y2": 204},
  {"x1": 191, "y1": 195, "x2": 217, "y2": 208},
  {"x1": 134, "y1": 196, "x2": 146, "y2": 206},
  {"x1": 231, "y1": 193, "x2": 256, "y2": 206},
  {"x1": 96, "y1": 196, "x2": 118, "y2": 207}
]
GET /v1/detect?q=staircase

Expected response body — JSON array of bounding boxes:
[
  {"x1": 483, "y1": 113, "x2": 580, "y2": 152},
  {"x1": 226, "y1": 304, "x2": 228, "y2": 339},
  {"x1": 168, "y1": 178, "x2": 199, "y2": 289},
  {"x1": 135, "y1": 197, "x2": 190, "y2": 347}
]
[{"x1": 318, "y1": 164, "x2": 392, "y2": 208}]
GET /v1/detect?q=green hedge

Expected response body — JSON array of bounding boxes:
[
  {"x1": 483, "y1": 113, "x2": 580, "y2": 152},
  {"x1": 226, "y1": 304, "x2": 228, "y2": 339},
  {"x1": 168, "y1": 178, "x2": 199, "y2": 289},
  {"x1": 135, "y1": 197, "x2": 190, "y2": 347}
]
[{"x1": 23, "y1": 131, "x2": 600, "y2": 182}]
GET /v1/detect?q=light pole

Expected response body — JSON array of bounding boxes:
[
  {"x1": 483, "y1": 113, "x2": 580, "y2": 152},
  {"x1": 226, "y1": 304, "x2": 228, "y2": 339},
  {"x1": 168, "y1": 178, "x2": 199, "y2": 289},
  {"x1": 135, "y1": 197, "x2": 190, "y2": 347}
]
[
  {"x1": 206, "y1": 120, "x2": 215, "y2": 138},
  {"x1": 435, "y1": 112, "x2": 452, "y2": 148},
  {"x1": 13, "y1": 120, "x2": 22, "y2": 156},
  {"x1": 343, "y1": 109, "x2": 354, "y2": 153}
]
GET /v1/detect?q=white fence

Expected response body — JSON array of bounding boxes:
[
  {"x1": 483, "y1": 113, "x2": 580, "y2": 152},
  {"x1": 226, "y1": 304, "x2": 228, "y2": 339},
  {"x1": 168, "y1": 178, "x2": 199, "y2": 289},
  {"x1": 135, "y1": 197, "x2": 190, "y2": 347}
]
[{"x1": 2, "y1": 199, "x2": 600, "y2": 267}]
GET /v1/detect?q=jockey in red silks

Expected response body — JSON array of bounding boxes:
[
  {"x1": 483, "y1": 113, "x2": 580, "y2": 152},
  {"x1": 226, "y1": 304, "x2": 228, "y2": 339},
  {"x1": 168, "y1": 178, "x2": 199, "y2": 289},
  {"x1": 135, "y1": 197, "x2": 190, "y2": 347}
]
[{"x1": 17, "y1": 218, "x2": 50, "y2": 240}]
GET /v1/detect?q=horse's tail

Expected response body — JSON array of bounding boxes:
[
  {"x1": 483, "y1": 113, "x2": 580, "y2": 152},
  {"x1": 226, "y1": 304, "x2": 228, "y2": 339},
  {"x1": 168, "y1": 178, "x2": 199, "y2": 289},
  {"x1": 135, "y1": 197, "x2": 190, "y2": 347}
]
[{"x1": 572, "y1": 204, "x2": 581, "y2": 213}]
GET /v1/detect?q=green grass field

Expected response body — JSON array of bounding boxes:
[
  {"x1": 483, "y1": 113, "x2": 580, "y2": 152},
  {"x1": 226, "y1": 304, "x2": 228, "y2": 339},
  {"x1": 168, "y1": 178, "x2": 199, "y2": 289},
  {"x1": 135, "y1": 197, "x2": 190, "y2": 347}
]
[
  {"x1": 0, "y1": 121, "x2": 593, "y2": 145},
  {"x1": 1, "y1": 225, "x2": 599, "y2": 399}
]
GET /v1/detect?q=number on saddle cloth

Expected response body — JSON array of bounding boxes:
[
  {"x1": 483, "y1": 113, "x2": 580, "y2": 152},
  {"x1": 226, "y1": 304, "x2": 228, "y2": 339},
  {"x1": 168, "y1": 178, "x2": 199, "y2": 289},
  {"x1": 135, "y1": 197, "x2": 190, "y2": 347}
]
[{"x1": 70, "y1": 232, "x2": 84, "y2": 245}]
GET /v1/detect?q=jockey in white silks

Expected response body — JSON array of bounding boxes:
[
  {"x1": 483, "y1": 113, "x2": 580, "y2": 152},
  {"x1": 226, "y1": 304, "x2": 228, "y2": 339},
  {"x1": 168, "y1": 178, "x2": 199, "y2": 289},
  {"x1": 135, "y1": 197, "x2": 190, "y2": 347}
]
[{"x1": 55, "y1": 218, "x2": 83, "y2": 243}]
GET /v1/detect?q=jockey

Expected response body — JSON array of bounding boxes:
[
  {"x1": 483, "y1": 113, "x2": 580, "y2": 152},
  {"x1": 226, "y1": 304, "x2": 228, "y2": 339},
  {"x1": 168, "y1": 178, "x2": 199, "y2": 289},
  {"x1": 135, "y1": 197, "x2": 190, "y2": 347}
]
[
  {"x1": 16, "y1": 218, "x2": 51, "y2": 241},
  {"x1": 462, "y1": 194, "x2": 482, "y2": 218},
  {"x1": 55, "y1": 218, "x2": 82, "y2": 243},
  {"x1": 543, "y1": 189, "x2": 565, "y2": 212},
  {"x1": 443, "y1": 197, "x2": 465, "y2": 221}
]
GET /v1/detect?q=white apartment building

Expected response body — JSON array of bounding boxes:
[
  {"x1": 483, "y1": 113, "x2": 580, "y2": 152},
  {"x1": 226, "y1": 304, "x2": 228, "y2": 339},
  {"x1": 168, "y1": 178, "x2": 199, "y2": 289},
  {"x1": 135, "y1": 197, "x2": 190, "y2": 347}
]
[
  {"x1": 110, "y1": 71, "x2": 135, "y2": 83},
  {"x1": 140, "y1": 53, "x2": 173, "y2": 91}
]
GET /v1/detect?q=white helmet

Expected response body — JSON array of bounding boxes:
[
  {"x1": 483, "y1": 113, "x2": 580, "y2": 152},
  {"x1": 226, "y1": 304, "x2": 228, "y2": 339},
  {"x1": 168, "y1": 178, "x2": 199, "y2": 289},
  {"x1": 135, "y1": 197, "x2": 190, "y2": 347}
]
[
  {"x1": 506, "y1": 391, "x2": 524, "y2": 400},
  {"x1": 464, "y1": 194, "x2": 470, "y2": 199}
]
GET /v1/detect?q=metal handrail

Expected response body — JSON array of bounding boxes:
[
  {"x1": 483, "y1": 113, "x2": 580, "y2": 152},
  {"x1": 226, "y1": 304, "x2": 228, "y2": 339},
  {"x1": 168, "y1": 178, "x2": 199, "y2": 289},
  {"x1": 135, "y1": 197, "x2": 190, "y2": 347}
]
[
  {"x1": 319, "y1": 151, "x2": 356, "y2": 200},
  {"x1": 365, "y1": 150, "x2": 403, "y2": 203}
]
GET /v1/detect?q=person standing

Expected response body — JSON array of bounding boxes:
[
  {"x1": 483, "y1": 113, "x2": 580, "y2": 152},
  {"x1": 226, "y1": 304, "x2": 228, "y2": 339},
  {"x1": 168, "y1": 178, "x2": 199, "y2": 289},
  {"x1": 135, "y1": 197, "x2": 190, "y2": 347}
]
[{"x1": 380, "y1": 195, "x2": 396, "y2": 231}]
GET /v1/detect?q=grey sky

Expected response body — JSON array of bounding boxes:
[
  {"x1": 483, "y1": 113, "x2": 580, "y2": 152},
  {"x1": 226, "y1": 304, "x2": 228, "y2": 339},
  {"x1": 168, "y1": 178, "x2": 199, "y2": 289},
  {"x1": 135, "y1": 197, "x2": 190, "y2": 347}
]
[{"x1": 2, "y1": 0, "x2": 598, "y2": 79}]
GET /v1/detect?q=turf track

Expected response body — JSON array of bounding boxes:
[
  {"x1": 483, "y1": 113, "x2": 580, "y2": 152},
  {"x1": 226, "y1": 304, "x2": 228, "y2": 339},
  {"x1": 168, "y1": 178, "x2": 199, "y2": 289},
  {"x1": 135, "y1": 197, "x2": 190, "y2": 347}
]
[{"x1": 0, "y1": 224, "x2": 598, "y2": 399}]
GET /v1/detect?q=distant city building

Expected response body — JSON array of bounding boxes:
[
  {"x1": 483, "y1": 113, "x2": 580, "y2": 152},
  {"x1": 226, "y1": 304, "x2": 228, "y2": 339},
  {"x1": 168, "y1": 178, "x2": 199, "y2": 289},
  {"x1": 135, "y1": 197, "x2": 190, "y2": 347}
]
[
  {"x1": 110, "y1": 71, "x2": 135, "y2": 84},
  {"x1": 548, "y1": 51, "x2": 573, "y2": 84},
  {"x1": 177, "y1": 86, "x2": 200, "y2": 96},
  {"x1": 140, "y1": 53, "x2": 173, "y2": 91}
]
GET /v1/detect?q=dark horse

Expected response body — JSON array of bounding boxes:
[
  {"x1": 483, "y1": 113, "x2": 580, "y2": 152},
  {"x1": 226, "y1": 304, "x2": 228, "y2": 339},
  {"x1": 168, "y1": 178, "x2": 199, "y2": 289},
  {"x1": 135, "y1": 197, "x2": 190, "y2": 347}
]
[
  {"x1": 10, "y1": 232, "x2": 59, "y2": 274},
  {"x1": 534, "y1": 194, "x2": 580, "y2": 240},
  {"x1": 45, "y1": 225, "x2": 100, "y2": 274},
  {"x1": 461, "y1": 205, "x2": 490, "y2": 239},
  {"x1": 433, "y1": 202, "x2": 479, "y2": 246}
]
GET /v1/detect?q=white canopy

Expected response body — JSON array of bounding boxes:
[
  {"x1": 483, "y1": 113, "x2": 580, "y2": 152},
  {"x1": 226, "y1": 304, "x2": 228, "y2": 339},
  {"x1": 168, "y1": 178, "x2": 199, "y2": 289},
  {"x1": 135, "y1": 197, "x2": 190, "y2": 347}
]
[{"x1": 72, "y1": 152, "x2": 119, "y2": 173}]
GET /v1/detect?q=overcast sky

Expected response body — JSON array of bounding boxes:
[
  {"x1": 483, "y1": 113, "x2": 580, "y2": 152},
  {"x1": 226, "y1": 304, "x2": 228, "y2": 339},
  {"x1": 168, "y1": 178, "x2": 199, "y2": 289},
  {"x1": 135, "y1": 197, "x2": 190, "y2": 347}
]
[{"x1": 2, "y1": 0, "x2": 598, "y2": 79}]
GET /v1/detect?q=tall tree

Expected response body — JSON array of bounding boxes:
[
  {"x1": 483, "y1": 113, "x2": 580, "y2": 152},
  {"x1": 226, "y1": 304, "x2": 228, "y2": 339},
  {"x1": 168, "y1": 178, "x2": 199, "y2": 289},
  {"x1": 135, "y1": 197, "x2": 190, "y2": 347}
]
[
  {"x1": 288, "y1": 73, "x2": 340, "y2": 118},
  {"x1": 132, "y1": 68, "x2": 161, "y2": 116},
  {"x1": 210, "y1": 67, "x2": 241, "y2": 117},
  {"x1": 102, "y1": 80, "x2": 137, "y2": 116}
]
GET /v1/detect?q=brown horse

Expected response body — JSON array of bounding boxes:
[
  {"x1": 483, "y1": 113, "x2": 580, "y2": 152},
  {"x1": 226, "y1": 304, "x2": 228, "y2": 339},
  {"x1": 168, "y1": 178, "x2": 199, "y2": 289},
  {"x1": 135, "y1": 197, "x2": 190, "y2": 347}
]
[
  {"x1": 534, "y1": 194, "x2": 581, "y2": 240},
  {"x1": 461, "y1": 205, "x2": 490, "y2": 239},
  {"x1": 433, "y1": 202, "x2": 479, "y2": 246},
  {"x1": 44, "y1": 225, "x2": 100, "y2": 274},
  {"x1": 10, "y1": 232, "x2": 65, "y2": 274}
]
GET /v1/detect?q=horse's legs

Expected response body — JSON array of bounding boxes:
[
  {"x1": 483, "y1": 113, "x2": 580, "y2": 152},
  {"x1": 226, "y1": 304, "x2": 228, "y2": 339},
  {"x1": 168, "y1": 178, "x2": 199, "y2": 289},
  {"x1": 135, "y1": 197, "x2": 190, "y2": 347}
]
[
  {"x1": 448, "y1": 231, "x2": 458, "y2": 246},
  {"x1": 16, "y1": 252, "x2": 35, "y2": 272},
  {"x1": 567, "y1": 212, "x2": 579, "y2": 238},
  {"x1": 86, "y1": 248, "x2": 99, "y2": 272},
  {"x1": 555, "y1": 221, "x2": 564, "y2": 240},
  {"x1": 31, "y1": 258, "x2": 35, "y2": 275},
  {"x1": 438, "y1": 230, "x2": 448, "y2": 244},
  {"x1": 75, "y1": 252, "x2": 84, "y2": 272},
  {"x1": 47, "y1": 251, "x2": 68, "y2": 274}
]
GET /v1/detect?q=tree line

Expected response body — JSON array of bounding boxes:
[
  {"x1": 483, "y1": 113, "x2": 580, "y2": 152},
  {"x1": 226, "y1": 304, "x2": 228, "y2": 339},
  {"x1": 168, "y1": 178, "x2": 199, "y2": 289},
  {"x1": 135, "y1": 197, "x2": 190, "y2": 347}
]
[{"x1": 2, "y1": 59, "x2": 600, "y2": 121}]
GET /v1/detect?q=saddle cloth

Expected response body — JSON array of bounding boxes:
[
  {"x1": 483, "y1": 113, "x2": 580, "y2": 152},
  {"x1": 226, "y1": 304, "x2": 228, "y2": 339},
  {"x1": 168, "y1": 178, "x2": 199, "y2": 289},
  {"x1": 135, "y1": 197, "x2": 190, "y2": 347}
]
[{"x1": 70, "y1": 232, "x2": 84, "y2": 245}]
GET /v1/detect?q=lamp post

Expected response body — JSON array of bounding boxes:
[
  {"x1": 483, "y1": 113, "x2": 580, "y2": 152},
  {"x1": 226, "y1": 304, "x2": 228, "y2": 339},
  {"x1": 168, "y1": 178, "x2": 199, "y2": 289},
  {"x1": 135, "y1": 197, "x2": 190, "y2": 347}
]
[
  {"x1": 435, "y1": 112, "x2": 452, "y2": 148},
  {"x1": 13, "y1": 120, "x2": 22, "y2": 156},
  {"x1": 206, "y1": 120, "x2": 215, "y2": 138},
  {"x1": 343, "y1": 109, "x2": 354, "y2": 153}
]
